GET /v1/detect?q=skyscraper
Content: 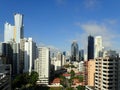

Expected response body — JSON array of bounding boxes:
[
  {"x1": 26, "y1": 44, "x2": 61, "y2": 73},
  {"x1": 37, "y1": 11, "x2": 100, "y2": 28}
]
[
  {"x1": 88, "y1": 35, "x2": 94, "y2": 60},
  {"x1": 4, "y1": 23, "x2": 14, "y2": 42},
  {"x1": 14, "y1": 13, "x2": 24, "y2": 43},
  {"x1": 94, "y1": 36, "x2": 103, "y2": 58},
  {"x1": 34, "y1": 47, "x2": 50, "y2": 85},
  {"x1": 4, "y1": 13, "x2": 24, "y2": 43},
  {"x1": 71, "y1": 41, "x2": 79, "y2": 62},
  {"x1": 23, "y1": 38, "x2": 37, "y2": 73}
]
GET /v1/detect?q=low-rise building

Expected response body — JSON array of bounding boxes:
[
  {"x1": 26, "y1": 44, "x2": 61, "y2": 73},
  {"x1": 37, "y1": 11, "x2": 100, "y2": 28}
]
[
  {"x1": 62, "y1": 73, "x2": 71, "y2": 79},
  {"x1": 51, "y1": 78, "x2": 60, "y2": 86}
]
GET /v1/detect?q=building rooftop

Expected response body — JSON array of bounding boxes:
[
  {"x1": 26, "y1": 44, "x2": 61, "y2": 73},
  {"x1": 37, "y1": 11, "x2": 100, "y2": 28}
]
[
  {"x1": 52, "y1": 78, "x2": 60, "y2": 83},
  {"x1": 62, "y1": 73, "x2": 71, "y2": 77}
]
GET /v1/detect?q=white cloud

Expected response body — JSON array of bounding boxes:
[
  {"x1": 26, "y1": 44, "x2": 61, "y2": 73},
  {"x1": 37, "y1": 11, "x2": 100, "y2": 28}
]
[
  {"x1": 80, "y1": 22, "x2": 107, "y2": 36},
  {"x1": 76, "y1": 21, "x2": 120, "y2": 51},
  {"x1": 104, "y1": 19, "x2": 117, "y2": 25},
  {"x1": 39, "y1": 42, "x2": 60, "y2": 52}
]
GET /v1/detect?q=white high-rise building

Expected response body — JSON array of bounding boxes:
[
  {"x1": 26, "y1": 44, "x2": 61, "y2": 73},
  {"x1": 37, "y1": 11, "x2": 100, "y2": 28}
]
[
  {"x1": 4, "y1": 23, "x2": 14, "y2": 42},
  {"x1": 94, "y1": 36, "x2": 103, "y2": 58},
  {"x1": 4, "y1": 13, "x2": 23, "y2": 43},
  {"x1": 24, "y1": 38, "x2": 36, "y2": 73},
  {"x1": 34, "y1": 47, "x2": 50, "y2": 85},
  {"x1": 14, "y1": 13, "x2": 24, "y2": 43}
]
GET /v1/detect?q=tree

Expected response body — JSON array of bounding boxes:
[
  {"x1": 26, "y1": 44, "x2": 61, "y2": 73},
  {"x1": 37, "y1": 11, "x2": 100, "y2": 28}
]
[
  {"x1": 29, "y1": 71, "x2": 39, "y2": 85},
  {"x1": 64, "y1": 64, "x2": 70, "y2": 68},
  {"x1": 76, "y1": 85, "x2": 85, "y2": 90},
  {"x1": 70, "y1": 65, "x2": 75, "y2": 68},
  {"x1": 12, "y1": 71, "x2": 39, "y2": 89},
  {"x1": 66, "y1": 87, "x2": 74, "y2": 90},
  {"x1": 79, "y1": 75, "x2": 83, "y2": 82},
  {"x1": 70, "y1": 70, "x2": 75, "y2": 78},
  {"x1": 12, "y1": 74, "x2": 22, "y2": 88}
]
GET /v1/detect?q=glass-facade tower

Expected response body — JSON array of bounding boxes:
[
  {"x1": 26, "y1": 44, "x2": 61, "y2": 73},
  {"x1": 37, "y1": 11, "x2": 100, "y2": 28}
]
[
  {"x1": 88, "y1": 35, "x2": 94, "y2": 60},
  {"x1": 71, "y1": 41, "x2": 79, "y2": 62}
]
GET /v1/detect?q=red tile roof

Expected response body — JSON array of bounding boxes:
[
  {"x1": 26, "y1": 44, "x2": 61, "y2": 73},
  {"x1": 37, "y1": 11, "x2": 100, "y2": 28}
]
[
  {"x1": 72, "y1": 79, "x2": 80, "y2": 85},
  {"x1": 62, "y1": 73, "x2": 71, "y2": 77},
  {"x1": 52, "y1": 78, "x2": 60, "y2": 83}
]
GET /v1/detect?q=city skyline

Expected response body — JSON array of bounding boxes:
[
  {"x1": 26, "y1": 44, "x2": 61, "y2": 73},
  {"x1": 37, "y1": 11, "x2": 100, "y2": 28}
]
[{"x1": 0, "y1": 0, "x2": 120, "y2": 52}]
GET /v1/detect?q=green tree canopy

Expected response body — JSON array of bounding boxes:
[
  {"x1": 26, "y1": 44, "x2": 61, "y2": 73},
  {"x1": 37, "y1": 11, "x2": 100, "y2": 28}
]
[
  {"x1": 77, "y1": 85, "x2": 85, "y2": 90},
  {"x1": 29, "y1": 71, "x2": 39, "y2": 85},
  {"x1": 12, "y1": 71, "x2": 39, "y2": 89},
  {"x1": 70, "y1": 70, "x2": 75, "y2": 78}
]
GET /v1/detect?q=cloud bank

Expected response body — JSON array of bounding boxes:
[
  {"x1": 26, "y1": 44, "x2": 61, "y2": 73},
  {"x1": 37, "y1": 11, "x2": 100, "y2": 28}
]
[{"x1": 75, "y1": 21, "x2": 120, "y2": 52}]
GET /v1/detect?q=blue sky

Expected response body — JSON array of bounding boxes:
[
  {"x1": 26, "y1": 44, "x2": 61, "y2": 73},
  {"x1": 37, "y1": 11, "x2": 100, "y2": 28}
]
[{"x1": 0, "y1": 0, "x2": 120, "y2": 52}]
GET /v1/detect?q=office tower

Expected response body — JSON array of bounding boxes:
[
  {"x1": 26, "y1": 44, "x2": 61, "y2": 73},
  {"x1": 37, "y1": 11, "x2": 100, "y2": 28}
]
[
  {"x1": 71, "y1": 41, "x2": 79, "y2": 62},
  {"x1": 4, "y1": 13, "x2": 23, "y2": 43},
  {"x1": 0, "y1": 64, "x2": 11, "y2": 90},
  {"x1": 24, "y1": 38, "x2": 37, "y2": 73},
  {"x1": 94, "y1": 36, "x2": 103, "y2": 58},
  {"x1": 1, "y1": 41, "x2": 21, "y2": 75},
  {"x1": 95, "y1": 51, "x2": 120, "y2": 90},
  {"x1": 34, "y1": 47, "x2": 50, "y2": 85},
  {"x1": 87, "y1": 60, "x2": 95, "y2": 86},
  {"x1": 19, "y1": 39, "x2": 26, "y2": 73},
  {"x1": 14, "y1": 13, "x2": 24, "y2": 43},
  {"x1": 79, "y1": 49, "x2": 84, "y2": 61},
  {"x1": 88, "y1": 35, "x2": 94, "y2": 60},
  {"x1": 5, "y1": 41, "x2": 20, "y2": 75},
  {"x1": 12, "y1": 42, "x2": 20, "y2": 74}
]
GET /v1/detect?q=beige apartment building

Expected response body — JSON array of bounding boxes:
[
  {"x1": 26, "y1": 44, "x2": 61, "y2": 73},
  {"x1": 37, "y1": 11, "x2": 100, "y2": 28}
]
[
  {"x1": 95, "y1": 56, "x2": 120, "y2": 90},
  {"x1": 87, "y1": 59, "x2": 95, "y2": 86}
]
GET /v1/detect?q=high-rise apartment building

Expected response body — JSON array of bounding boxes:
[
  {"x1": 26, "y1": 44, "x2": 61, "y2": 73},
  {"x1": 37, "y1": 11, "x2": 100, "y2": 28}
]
[
  {"x1": 94, "y1": 36, "x2": 103, "y2": 58},
  {"x1": 88, "y1": 35, "x2": 94, "y2": 60},
  {"x1": 95, "y1": 51, "x2": 120, "y2": 90},
  {"x1": 71, "y1": 41, "x2": 79, "y2": 62},
  {"x1": 4, "y1": 23, "x2": 14, "y2": 42},
  {"x1": 23, "y1": 38, "x2": 37, "y2": 73},
  {"x1": 87, "y1": 60, "x2": 95, "y2": 86},
  {"x1": 14, "y1": 13, "x2": 24, "y2": 43},
  {"x1": 34, "y1": 47, "x2": 50, "y2": 85},
  {"x1": 4, "y1": 13, "x2": 23, "y2": 43}
]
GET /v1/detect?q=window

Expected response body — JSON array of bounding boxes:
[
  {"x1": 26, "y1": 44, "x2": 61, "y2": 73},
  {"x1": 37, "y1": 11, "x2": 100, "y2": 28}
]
[
  {"x1": 108, "y1": 71, "x2": 113, "y2": 73},
  {"x1": 108, "y1": 67, "x2": 113, "y2": 69},
  {"x1": 108, "y1": 63, "x2": 113, "y2": 65}
]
